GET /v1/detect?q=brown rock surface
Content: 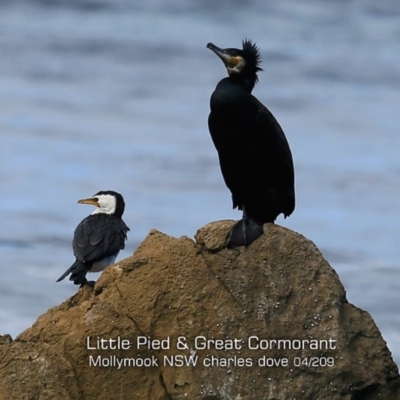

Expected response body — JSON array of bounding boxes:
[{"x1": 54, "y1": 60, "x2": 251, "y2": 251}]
[{"x1": 0, "y1": 221, "x2": 399, "y2": 400}]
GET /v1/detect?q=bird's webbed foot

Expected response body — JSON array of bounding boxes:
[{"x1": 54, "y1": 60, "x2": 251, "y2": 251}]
[
  {"x1": 226, "y1": 215, "x2": 263, "y2": 248},
  {"x1": 79, "y1": 278, "x2": 95, "y2": 288}
]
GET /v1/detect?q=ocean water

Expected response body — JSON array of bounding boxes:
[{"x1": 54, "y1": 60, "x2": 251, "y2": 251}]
[{"x1": 1, "y1": 0, "x2": 400, "y2": 365}]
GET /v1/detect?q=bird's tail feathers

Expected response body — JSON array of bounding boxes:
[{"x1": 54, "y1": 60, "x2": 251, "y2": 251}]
[
  {"x1": 56, "y1": 260, "x2": 88, "y2": 286},
  {"x1": 56, "y1": 267, "x2": 72, "y2": 283}
]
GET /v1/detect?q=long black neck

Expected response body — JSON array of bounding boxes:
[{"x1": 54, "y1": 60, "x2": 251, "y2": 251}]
[{"x1": 228, "y1": 72, "x2": 257, "y2": 93}]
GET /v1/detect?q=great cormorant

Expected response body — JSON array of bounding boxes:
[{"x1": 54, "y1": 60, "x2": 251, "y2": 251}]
[
  {"x1": 207, "y1": 40, "x2": 295, "y2": 247},
  {"x1": 56, "y1": 190, "x2": 129, "y2": 287}
]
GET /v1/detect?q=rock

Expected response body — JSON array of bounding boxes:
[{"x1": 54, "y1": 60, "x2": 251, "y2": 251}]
[{"x1": 0, "y1": 221, "x2": 399, "y2": 400}]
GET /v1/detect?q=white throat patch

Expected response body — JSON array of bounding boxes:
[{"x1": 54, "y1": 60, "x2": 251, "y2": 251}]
[{"x1": 92, "y1": 194, "x2": 116, "y2": 215}]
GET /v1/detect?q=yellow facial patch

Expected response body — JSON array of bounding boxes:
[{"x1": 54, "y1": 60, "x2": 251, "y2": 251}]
[
  {"x1": 226, "y1": 56, "x2": 246, "y2": 74},
  {"x1": 227, "y1": 56, "x2": 241, "y2": 67}
]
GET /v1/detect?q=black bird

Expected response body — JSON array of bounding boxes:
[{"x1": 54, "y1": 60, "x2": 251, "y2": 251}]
[
  {"x1": 207, "y1": 40, "x2": 295, "y2": 247},
  {"x1": 57, "y1": 190, "x2": 130, "y2": 287}
]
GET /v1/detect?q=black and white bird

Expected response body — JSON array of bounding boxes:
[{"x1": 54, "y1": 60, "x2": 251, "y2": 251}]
[
  {"x1": 57, "y1": 190, "x2": 130, "y2": 287},
  {"x1": 207, "y1": 40, "x2": 295, "y2": 247}
]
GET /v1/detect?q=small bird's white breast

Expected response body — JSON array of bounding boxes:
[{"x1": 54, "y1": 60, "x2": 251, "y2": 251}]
[{"x1": 89, "y1": 255, "x2": 117, "y2": 273}]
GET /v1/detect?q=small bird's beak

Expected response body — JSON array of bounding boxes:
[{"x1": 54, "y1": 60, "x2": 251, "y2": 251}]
[
  {"x1": 206, "y1": 42, "x2": 241, "y2": 70},
  {"x1": 77, "y1": 197, "x2": 99, "y2": 207}
]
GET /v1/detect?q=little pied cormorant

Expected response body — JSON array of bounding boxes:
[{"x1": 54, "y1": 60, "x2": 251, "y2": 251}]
[
  {"x1": 56, "y1": 190, "x2": 130, "y2": 287},
  {"x1": 207, "y1": 40, "x2": 295, "y2": 248}
]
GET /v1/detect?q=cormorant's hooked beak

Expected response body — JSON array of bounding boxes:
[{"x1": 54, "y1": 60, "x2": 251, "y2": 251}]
[
  {"x1": 77, "y1": 197, "x2": 99, "y2": 207},
  {"x1": 207, "y1": 42, "x2": 246, "y2": 74}
]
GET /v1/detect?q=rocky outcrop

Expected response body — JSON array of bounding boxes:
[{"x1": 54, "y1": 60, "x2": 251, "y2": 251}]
[{"x1": 0, "y1": 221, "x2": 399, "y2": 400}]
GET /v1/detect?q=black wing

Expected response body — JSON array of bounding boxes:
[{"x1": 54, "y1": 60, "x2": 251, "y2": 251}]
[
  {"x1": 73, "y1": 214, "x2": 129, "y2": 263},
  {"x1": 253, "y1": 97, "x2": 295, "y2": 216}
]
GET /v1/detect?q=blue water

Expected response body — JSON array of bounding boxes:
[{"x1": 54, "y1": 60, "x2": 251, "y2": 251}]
[{"x1": 1, "y1": 1, "x2": 400, "y2": 364}]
